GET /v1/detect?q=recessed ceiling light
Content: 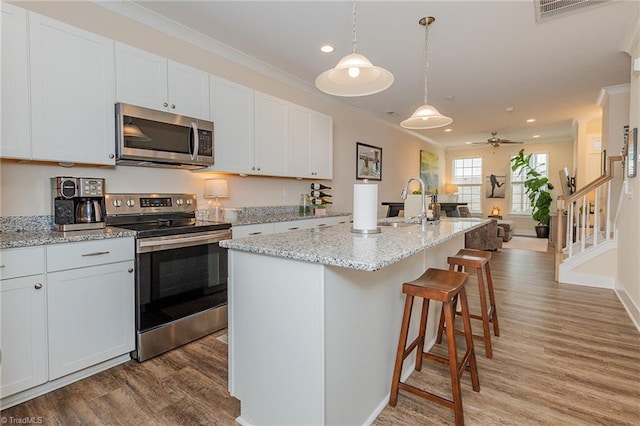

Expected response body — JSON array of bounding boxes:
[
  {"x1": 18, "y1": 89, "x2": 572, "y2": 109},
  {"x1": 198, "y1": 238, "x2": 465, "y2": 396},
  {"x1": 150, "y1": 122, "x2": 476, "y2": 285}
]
[
  {"x1": 505, "y1": 106, "x2": 515, "y2": 112},
  {"x1": 320, "y1": 44, "x2": 334, "y2": 53},
  {"x1": 533, "y1": 134, "x2": 541, "y2": 138},
  {"x1": 445, "y1": 95, "x2": 455, "y2": 100},
  {"x1": 526, "y1": 118, "x2": 536, "y2": 123},
  {"x1": 465, "y1": 141, "x2": 472, "y2": 145},
  {"x1": 444, "y1": 128, "x2": 452, "y2": 132}
]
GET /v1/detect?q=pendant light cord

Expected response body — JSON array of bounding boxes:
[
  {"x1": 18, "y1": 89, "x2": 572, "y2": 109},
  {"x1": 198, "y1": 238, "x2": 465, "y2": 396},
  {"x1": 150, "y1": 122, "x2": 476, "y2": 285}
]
[
  {"x1": 423, "y1": 18, "x2": 430, "y2": 106},
  {"x1": 352, "y1": 2, "x2": 358, "y2": 54}
]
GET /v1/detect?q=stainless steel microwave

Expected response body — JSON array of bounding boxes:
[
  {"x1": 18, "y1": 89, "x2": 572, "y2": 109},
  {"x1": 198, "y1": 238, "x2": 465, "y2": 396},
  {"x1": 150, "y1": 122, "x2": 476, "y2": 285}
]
[{"x1": 115, "y1": 103, "x2": 214, "y2": 169}]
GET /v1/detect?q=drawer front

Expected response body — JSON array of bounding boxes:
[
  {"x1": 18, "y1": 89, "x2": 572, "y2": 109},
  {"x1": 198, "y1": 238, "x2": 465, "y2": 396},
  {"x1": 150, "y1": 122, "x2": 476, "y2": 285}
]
[
  {"x1": 47, "y1": 237, "x2": 134, "y2": 272},
  {"x1": 232, "y1": 223, "x2": 274, "y2": 239},
  {"x1": 0, "y1": 246, "x2": 45, "y2": 280}
]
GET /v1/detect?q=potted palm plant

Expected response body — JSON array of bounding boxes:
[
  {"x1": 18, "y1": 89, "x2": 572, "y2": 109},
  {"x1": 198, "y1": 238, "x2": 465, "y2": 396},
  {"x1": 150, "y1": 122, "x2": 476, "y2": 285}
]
[{"x1": 510, "y1": 149, "x2": 555, "y2": 238}]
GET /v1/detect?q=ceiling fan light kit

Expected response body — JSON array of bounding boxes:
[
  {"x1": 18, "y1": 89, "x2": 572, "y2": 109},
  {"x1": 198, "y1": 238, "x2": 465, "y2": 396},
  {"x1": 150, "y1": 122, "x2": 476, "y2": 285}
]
[
  {"x1": 401, "y1": 16, "x2": 452, "y2": 130},
  {"x1": 315, "y1": 2, "x2": 394, "y2": 97}
]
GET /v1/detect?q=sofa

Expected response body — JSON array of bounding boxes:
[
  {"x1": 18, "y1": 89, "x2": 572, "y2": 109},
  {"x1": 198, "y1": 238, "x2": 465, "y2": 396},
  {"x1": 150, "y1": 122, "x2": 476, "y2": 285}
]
[
  {"x1": 465, "y1": 219, "x2": 503, "y2": 251},
  {"x1": 496, "y1": 220, "x2": 515, "y2": 242}
]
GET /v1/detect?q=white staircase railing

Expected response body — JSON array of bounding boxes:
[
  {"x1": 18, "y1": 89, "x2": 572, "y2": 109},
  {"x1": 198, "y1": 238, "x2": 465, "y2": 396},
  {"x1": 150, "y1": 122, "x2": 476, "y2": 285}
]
[{"x1": 554, "y1": 155, "x2": 622, "y2": 281}]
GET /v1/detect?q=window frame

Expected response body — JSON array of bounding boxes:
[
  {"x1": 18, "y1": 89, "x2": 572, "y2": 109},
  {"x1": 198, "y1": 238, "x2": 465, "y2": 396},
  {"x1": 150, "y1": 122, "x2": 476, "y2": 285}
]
[
  {"x1": 510, "y1": 151, "x2": 550, "y2": 215},
  {"x1": 451, "y1": 156, "x2": 483, "y2": 214}
]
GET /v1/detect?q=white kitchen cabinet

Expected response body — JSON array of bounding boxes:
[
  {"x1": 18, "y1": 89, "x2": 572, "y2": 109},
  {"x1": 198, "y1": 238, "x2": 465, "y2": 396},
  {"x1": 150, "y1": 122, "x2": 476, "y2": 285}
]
[
  {"x1": 0, "y1": 247, "x2": 47, "y2": 398},
  {"x1": 254, "y1": 92, "x2": 288, "y2": 176},
  {"x1": 116, "y1": 43, "x2": 209, "y2": 120},
  {"x1": 310, "y1": 113, "x2": 333, "y2": 179},
  {"x1": 45, "y1": 238, "x2": 134, "y2": 380},
  {"x1": 232, "y1": 223, "x2": 275, "y2": 239},
  {"x1": 287, "y1": 105, "x2": 312, "y2": 178},
  {"x1": 286, "y1": 105, "x2": 334, "y2": 179},
  {"x1": 233, "y1": 215, "x2": 350, "y2": 238},
  {"x1": 209, "y1": 76, "x2": 255, "y2": 174},
  {"x1": 29, "y1": 13, "x2": 116, "y2": 166},
  {"x1": 1, "y1": 3, "x2": 30, "y2": 160}
]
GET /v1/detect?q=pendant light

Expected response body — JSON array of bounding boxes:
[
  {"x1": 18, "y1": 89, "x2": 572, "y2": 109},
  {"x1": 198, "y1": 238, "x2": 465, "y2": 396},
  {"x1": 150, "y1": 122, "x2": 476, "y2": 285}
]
[
  {"x1": 315, "y1": 2, "x2": 394, "y2": 97},
  {"x1": 401, "y1": 17, "x2": 452, "y2": 129}
]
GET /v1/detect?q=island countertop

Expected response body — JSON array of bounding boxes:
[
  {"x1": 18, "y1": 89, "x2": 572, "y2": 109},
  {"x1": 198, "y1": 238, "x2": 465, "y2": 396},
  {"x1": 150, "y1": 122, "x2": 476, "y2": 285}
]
[{"x1": 220, "y1": 217, "x2": 489, "y2": 272}]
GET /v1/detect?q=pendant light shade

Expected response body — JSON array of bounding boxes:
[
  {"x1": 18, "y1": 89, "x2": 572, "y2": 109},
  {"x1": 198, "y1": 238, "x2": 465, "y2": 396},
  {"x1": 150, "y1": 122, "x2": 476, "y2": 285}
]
[
  {"x1": 401, "y1": 17, "x2": 452, "y2": 130},
  {"x1": 401, "y1": 104, "x2": 453, "y2": 129},
  {"x1": 315, "y1": 3, "x2": 394, "y2": 97}
]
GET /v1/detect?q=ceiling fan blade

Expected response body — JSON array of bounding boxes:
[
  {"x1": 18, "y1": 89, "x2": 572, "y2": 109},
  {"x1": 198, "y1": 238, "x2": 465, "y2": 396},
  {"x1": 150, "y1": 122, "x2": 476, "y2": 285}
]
[{"x1": 499, "y1": 140, "x2": 524, "y2": 144}]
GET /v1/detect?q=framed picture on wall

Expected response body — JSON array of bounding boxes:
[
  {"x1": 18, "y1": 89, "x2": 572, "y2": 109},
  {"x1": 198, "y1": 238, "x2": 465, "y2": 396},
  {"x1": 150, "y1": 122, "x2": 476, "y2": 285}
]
[
  {"x1": 627, "y1": 127, "x2": 637, "y2": 178},
  {"x1": 356, "y1": 142, "x2": 382, "y2": 180}
]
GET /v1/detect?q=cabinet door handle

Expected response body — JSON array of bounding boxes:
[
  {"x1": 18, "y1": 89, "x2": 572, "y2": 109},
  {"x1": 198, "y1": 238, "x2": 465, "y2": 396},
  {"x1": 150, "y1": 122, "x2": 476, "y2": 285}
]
[
  {"x1": 0, "y1": 264, "x2": 5, "y2": 268},
  {"x1": 287, "y1": 227, "x2": 299, "y2": 231},
  {"x1": 163, "y1": 102, "x2": 168, "y2": 107},
  {"x1": 128, "y1": 268, "x2": 134, "y2": 273},
  {"x1": 34, "y1": 283, "x2": 43, "y2": 290},
  {"x1": 317, "y1": 224, "x2": 327, "y2": 227},
  {"x1": 81, "y1": 251, "x2": 110, "y2": 257},
  {"x1": 171, "y1": 104, "x2": 176, "y2": 109},
  {"x1": 109, "y1": 153, "x2": 115, "y2": 159},
  {"x1": 248, "y1": 232, "x2": 262, "y2": 235}
]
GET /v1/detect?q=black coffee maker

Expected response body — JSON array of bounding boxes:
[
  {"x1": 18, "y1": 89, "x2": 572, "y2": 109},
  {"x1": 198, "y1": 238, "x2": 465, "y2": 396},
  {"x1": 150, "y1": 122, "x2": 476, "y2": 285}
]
[{"x1": 52, "y1": 177, "x2": 106, "y2": 231}]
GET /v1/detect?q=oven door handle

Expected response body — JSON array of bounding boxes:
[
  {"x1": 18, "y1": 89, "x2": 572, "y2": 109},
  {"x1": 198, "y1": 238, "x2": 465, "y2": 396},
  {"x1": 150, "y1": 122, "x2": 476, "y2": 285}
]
[{"x1": 138, "y1": 231, "x2": 230, "y2": 252}]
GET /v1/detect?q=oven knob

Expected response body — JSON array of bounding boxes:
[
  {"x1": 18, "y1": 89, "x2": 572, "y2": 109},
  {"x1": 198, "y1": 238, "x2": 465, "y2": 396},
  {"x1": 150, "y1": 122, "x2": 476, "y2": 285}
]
[
  {"x1": 185, "y1": 199, "x2": 193, "y2": 205},
  {"x1": 112, "y1": 199, "x2": 122, "y2": 208},
  {"x1": 175, "y1": 198, "x2": 184, "y2": 206},
  {"x1": 126, "y1": 199, "x2": 136, "y2": 207}
]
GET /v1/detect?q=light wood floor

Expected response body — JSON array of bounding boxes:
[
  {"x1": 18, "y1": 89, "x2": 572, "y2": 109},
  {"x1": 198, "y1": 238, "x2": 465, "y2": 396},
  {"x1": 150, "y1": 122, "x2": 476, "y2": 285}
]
[{"x1": 2, "y1": 248, "x2": 639, "y2": 425}]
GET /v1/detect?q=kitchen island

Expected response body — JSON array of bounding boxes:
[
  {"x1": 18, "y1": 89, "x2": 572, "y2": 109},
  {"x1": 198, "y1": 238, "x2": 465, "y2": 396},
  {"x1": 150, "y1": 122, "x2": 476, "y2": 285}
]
[{"x1": 220, "y1": 218, "x2": 489, "y2": 425}]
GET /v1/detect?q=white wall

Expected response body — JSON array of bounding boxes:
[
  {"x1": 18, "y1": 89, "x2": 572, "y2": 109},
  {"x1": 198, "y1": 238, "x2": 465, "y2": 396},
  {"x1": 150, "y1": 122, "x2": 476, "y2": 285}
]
[
  {"x1": 0, "y1": 1, "x2": 443, "y2": 219},
  {"x1": 616, "y1": 19, "x2": 640, "y2": 328},
  {"x1": 444, "y1": 140, "x2": 574, "y2": 236}
]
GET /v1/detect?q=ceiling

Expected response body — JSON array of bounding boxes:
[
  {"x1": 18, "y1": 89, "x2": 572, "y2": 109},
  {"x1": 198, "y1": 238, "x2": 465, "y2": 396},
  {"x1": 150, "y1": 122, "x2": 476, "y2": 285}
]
[{"x1": 121, "y1": 1, "x2": 637, "y2": 149}]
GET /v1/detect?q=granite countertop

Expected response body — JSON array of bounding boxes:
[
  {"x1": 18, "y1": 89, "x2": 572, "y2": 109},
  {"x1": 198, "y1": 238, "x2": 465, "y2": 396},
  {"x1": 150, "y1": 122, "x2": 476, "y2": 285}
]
[
  {"x1": 0, "y1": 227, "x2": 137, "y2": 249},
  {"x1": 232, "y1": 211, "x2": 351, "y2": 226},
  {"x1": 220, "y1": 217, "x2": 489, "y2": 272}
]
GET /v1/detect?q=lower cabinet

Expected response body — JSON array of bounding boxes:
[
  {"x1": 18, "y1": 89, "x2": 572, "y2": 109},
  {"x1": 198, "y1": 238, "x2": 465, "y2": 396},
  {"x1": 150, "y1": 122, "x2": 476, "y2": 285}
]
[
  {"x1": 47, "y1": 260, "x2": 135, "y2": 380},
  {"x1": 0, "y1": 273, "x2": 48, "y2": 397},
  {"x1": 0, "y1": 237, "x2": 135, "y2": 403}
]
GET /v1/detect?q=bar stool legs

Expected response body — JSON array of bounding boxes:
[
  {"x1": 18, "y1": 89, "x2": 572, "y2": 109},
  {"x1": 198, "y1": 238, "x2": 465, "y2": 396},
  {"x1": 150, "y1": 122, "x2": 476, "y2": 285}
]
[
  {"x1": 389, "y1": 268, "x2": 480, "y2": 426},
  {"x1": 437, "y1": 249, "x2": 500, "y2": 358}
]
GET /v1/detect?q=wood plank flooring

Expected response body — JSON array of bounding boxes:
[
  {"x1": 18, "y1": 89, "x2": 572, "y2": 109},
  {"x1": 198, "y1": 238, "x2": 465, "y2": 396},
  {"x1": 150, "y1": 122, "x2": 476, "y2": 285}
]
[{"x1": 2, "y1": 248, "x2": 639, "y2": 425}]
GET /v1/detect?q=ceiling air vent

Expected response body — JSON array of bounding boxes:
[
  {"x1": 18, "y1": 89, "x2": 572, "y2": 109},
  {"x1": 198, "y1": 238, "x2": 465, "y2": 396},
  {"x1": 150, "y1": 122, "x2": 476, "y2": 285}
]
[{"x1": 535, "y1": 0, "x2": 610, "y2": 22}]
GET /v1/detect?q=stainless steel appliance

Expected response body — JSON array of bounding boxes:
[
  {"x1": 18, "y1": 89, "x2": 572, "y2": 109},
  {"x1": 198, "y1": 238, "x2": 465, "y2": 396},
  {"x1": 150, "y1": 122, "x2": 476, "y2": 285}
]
[
  {"x1": 105, "y1": 193, "x2": 230, "y2": 362},
  {"x1": 52, "y1": 177, "x2": 106, "y2": 231},
  {"x1": 115, "y1": 103, "x2": 214, "y2": 169}
]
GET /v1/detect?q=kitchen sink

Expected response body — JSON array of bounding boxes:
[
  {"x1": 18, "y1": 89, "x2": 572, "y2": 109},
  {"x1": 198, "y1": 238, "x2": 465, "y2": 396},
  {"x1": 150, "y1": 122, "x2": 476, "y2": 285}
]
[{"x1": 377, "y1": 221, "x2": 414, "y2": 228}]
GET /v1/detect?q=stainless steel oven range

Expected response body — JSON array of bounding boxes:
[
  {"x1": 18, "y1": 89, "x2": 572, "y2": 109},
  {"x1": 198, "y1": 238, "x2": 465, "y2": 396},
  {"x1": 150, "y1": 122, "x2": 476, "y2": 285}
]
[{"x1": 105, "y1": 193, "x2": 231, "y2": 362}]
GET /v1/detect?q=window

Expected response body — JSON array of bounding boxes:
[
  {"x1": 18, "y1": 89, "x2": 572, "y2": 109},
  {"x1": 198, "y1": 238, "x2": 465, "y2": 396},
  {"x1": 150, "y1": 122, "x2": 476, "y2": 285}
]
[
  {"x1": 452, "y1": 157, "x2": 482, "y2": 213},
  {"x1": 511, "y1": 152, "x2": 549, "y2": 214}
]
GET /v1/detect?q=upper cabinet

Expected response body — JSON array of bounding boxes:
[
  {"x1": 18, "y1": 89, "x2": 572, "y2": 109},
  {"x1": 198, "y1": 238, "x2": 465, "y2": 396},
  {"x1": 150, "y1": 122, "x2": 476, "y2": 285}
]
[
  {"x1": 115, "y1": 43, "x2": 209, "y2": 120},
  {"x1": 210, "y1": 82, "x2": 333, "y2": 179},
  {"x1": 254, "y1": 92, "x2": 288, "y2": 176},
  {"x1": 1, "y1": 3, "x2": 30, "y2": 160},
  {"x1": 29, "y1": 13, "x2": 116, "y2": 165},
  {"x1": 287, "y1": 105, "x2": 333, "y2": 179},
  {"x1": 209, "y1": 76, "x2": 254, "y2": 174}
]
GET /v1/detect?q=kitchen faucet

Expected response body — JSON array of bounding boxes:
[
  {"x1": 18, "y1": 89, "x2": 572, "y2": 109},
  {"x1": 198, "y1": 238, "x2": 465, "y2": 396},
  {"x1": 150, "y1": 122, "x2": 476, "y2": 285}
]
[{"x1": 401, "y1": 176, "x2": 427, "y2": 231}]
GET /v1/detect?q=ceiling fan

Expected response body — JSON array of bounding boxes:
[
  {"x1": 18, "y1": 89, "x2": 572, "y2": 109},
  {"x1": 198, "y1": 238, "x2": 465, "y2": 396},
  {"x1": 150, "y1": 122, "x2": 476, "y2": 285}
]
[{"x1": 473, "y1": 132, "x2": 524, "y2": 148}]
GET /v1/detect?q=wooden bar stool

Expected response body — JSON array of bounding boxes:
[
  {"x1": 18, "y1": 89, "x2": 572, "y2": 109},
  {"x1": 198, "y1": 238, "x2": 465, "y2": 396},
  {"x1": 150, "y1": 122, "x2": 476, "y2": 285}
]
[
  {"x1": 389, "y1": 268, "x2": 480, "y2": 426},
  {"x1": 437, "y1": 249, "x2": 500, "y2": 358}
]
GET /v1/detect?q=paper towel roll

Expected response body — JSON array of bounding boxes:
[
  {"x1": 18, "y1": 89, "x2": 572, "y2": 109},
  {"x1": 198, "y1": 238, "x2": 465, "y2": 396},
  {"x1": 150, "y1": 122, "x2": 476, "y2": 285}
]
[{"x1": 353, "y1": 183, "x2": 378, "y2": 231}]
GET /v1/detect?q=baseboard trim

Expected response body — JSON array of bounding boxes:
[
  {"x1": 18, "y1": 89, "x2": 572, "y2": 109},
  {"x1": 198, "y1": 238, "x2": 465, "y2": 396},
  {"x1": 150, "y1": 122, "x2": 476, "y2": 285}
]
[
  {"x1": 615, "y1": 283, "x2": 640, "y2": 333},
  {"x1": 0, "y1": 354, "x2": 131, "y2": 410}
]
